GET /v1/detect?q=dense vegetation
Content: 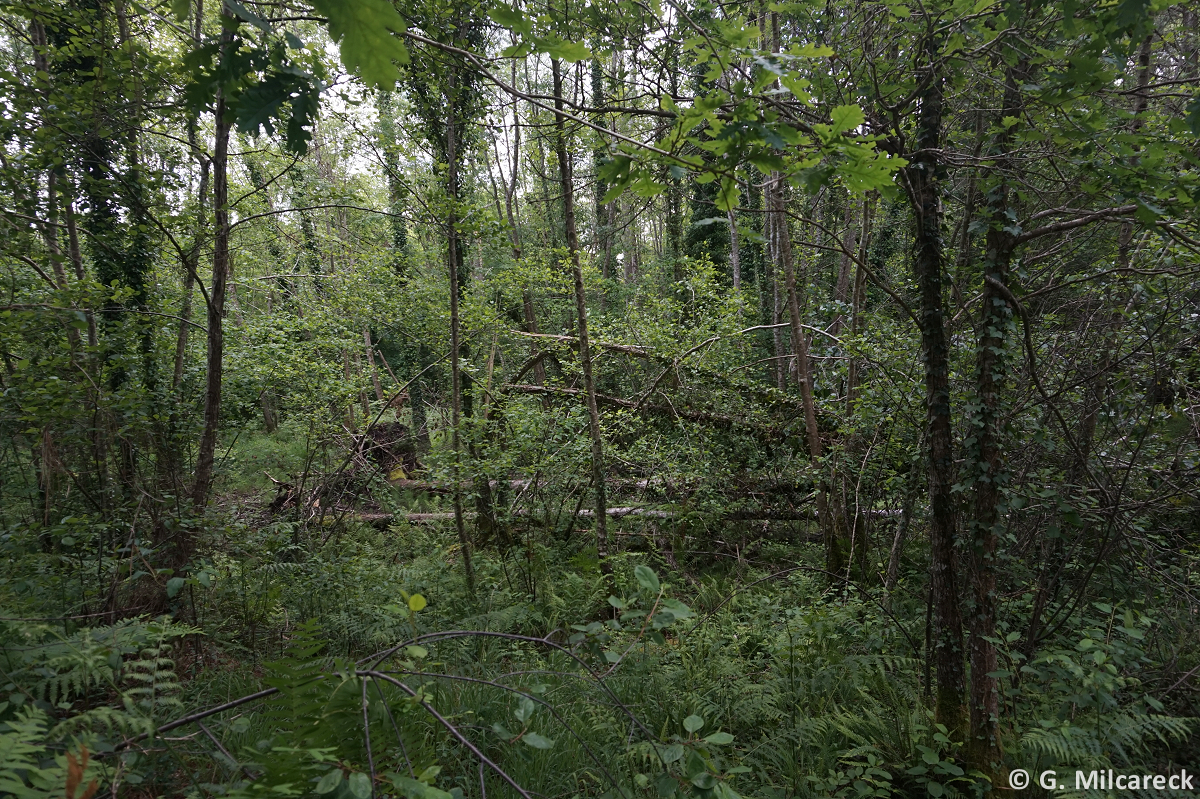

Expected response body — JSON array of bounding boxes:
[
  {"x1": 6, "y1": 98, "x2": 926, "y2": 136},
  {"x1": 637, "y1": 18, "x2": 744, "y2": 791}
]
[{"x1": 1, "y1": 0, "x2": 1198, "y2": 796}]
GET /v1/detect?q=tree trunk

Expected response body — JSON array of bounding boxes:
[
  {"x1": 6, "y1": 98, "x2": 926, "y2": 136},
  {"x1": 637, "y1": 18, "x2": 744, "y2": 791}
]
[
  {"x1": 378, "y1": 92, "x2": 409, "y2": 277},
  {"x1": 63, "y1": 188, "x2": 97, "y2": 349},
  {"x1": 965, "y1": 61, "x2": 1023, "y2": 776},
  {"x1": 728, "y1": 207, "x2": 741, "y2": 290},
  {"x1": 364, "y1": 329, "x2": 385, "y2": 403},
  {"x1": 591, "y1": 55, "x2": 612, "y2": 280},
  {"x1": 765, "y1": 207, "x2": 786, "y2": 389},
  {"x1": 776, "y1": 183, "x2": 842, "y2": 577},
  {"x1": 831, "y1": 196, "x2": 858, "y2": 337},
  {"x1": 903, "y1": 35, "x2": 966, "y2": 737},
  {"x1": 191, "y1": 12, "x2": 233, "y2": 516},
  {"x1": 846, "y1": 195, "x2": 873, "y2": 410},
  {"x1": 885, "y1": 460, "x2": 921, "y2": 597},
  {"x1": 446, "y1": 70, "x2": 476, "y2": 595},
  {"x1": 553, "y1": 58, "x2": 610, "y2": 576}
]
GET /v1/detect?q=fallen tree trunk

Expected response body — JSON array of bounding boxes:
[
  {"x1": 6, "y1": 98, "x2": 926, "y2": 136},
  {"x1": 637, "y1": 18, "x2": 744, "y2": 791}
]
[
  {"x1": 510, "y1": 331, "x2": 654, "y2": 358},
  {"x1": 503, "y1": 383, "x2": 741, "y2": 426},
  {"x1": 359, "y1": 505, "x2": 903, "y2": 525}
]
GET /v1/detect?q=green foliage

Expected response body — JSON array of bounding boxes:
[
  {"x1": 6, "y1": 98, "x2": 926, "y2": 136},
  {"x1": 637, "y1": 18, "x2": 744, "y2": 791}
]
[
  {"x1": 2, "y1": 0, "x2": 1199, "y2": 796},
  {"x1": 0, "y1": 705, "x2": 102, "y2": 799},
  {"x1": 311, "y1": 0, "x2": 411, "y2": 87}
]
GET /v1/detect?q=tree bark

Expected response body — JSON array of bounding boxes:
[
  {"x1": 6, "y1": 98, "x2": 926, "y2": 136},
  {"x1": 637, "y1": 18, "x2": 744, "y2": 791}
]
[
  {"x1": 378, "y1": 92, "x2": 408, "y2": 277},
  {"x1": 63, "y1": 189, "x2": 97, "y2": 348},
  {"x1": 775, "y1": 182, "x2": 842, "y2": 576},
  {"x1": 902, "y1": 34, "x2": 966, "y2": 737},
  {"x1": 728, "y1": 207, "x2": 741, "y2": 290},
  {"x1": 885, "y1": 460, "x2": 921, "y2": 597},
  {"x1": 965, "y1": 60, "x2": 1023, "y2": 776},
  {"x1": 191, "y1": 11, "x2": 233, "y2": 515},
  {"x1": 831, "y1": 196, "x2": 858, "y2": 337},
  {"x1": 364, "y1": 329, "x2": 385, "y2": 403},
  {"x1": 553, "y1": 58, "x2": 610, "y2": 576},
  {"x1": 846, "y1": 195, "x2": 873, "y2": 410},
  {"x1": 446, "y1": 75, "x2": 476, "y2": 594}
]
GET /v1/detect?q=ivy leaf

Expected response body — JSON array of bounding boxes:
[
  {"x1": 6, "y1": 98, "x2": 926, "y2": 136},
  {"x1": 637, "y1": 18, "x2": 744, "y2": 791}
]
[{"x1": 310, "y1": 0, "x2": 410, "y2": 88}]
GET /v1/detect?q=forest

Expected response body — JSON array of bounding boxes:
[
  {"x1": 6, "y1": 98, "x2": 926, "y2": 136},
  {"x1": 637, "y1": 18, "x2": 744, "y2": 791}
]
[{"x1": 1, "y1": 0, "x2": 1198, "y2": 795}]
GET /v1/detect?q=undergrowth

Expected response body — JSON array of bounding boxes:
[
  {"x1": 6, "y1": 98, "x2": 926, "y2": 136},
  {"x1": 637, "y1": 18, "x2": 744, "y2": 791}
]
[{"x1": 2, "y1": 515, "x2": 1191, "y2": 798}]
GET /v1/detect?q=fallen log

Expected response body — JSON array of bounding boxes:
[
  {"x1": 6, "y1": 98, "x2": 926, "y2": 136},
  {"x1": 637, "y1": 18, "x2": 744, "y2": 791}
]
[
  {"x1": 359, "y1": 505, "x2": 902, "y2": 525},
  {"x1": 502, "y1": 383, "x2": 741, "y2": 426},
  {"x1": 510, "y1": 331, "x2": 654, "y2": 358}
]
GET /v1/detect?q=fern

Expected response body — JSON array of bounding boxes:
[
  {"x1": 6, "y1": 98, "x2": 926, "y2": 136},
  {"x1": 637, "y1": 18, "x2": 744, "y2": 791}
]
[
  {"x1": 1, "y1": 615, "x2": 196, "y2": 748},
  {"x1": 0, "y1": 705, "x2": 104, "y2": 798},
  {"x1": 121, "y1": 625, "x2": 185, "y2": 723},
  {"x1": 260, "y1": 618, "x2": 334, "y2": 742},
  {"x1": 1020, "y1": 713, "x2": 1191, "y2": 768}
]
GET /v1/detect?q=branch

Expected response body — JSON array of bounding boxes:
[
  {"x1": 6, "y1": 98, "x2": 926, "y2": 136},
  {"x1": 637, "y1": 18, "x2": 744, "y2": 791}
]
[{"x1": 1015, "y1": 205, "x2": 1138, "y2": 244}]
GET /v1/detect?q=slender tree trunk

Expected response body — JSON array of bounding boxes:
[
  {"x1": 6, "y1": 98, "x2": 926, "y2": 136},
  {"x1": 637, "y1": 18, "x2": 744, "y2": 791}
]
[
  {"x1": 63, "y1": 189, "x2": 97, "y2": 348},
  {"x1": 173, "y1": 0, "x2": 208, "y2": 395},
  {"x1": 378, "y1": 92, "x2": 409, "y2": 277},
  {"x1": 776, "y1": 184, "x2": 842, "y2": 576},
  {"x1": 885, "y1": 460, "x2": 921, "y2": 596},
  {"x1": 625, "y1": 200, "x2": 640, "y2": 281},
  {"x1": 174, "y1": 268, "x2": 197, "y2": 393},
  {"x1": 446, "y1": 72, "x2": 476, "y2": 595},
  {"x1": 591, "y1": 55, "x2": 612, "y2": 280},
  {"x1": 846, "y1": 195, "x2": 873, "y2": 410},
  {"x1": 728, "y1": 207, "x2": 741, "y2": 290},
  {"x1": 965, "y1": 60, "x2": 1023, "y2": 776},
  {"x1": 41, "y1": 170, "x2": 83, "y2": 350},
  {"x1": 493, "y1": 96, "x2": 547, "y2": 397},
  {"x1": 191, "y1": 12, "x2": 233, "y2": 516},
  {"x1": 762, "y1": 194, "x2": 786, "y2": 389},
  {"x1": 553, "y1": 58, "x2": 610, "y2": 576},
  {"x1": 903, "y1": 35, "x2": 966, "y2": 737},
  {"x1": 831, "y1": 197, "x2": 858, "y2": 337},
  {"x1": 364, "y1": 329, "x2": 385, "y2": 403},
  {"x1": 62, "y1": 180, "x2": 103, "y2": 502}
]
